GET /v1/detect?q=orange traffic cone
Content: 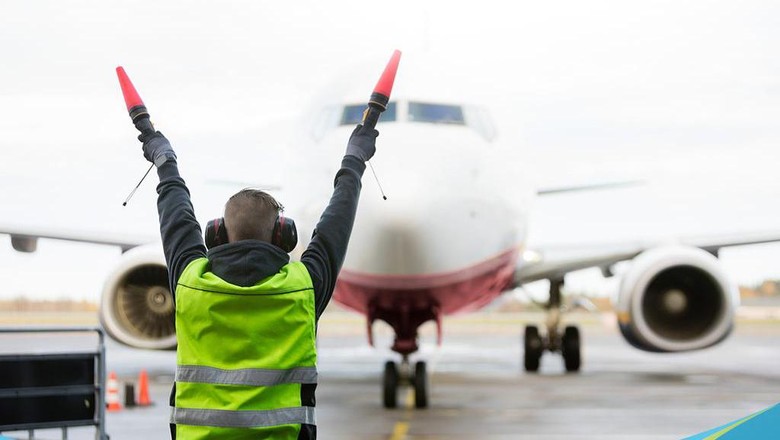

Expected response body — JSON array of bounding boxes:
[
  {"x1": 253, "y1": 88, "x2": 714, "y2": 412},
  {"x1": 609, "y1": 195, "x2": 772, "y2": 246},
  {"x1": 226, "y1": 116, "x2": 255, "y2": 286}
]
[
  {"x1": 137, "y1": 369, "x2": 152, "y2": 407},
  {"x1": 106, "y1": 371, "x2": 122, "y2": 412}
]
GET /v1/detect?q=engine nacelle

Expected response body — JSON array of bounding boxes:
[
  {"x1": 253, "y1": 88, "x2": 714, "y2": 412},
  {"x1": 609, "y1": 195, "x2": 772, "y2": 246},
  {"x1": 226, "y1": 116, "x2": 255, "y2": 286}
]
[
  {"x1": 99, "y1": 244, "x2": 176, "y2": 350},
  {"x1": 616, "y1": 245, "x2": 739, "y2": 352}
]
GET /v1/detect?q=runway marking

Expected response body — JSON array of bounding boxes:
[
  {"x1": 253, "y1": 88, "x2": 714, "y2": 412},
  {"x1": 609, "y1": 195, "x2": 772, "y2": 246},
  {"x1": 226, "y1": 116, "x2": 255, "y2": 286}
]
[
  {"x1": 389, "y1": 421, "x2": 409, "y2": 440},
  {"x1": 389, "y1": 349, "x2": 445, "y2": 438},
  {"x1": 405, "y1": 387, "x2": 414, "y2": 408}
]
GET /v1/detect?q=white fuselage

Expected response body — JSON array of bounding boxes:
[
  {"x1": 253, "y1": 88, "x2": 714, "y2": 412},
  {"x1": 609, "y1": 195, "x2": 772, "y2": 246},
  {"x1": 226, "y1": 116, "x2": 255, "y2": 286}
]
[{"x1": 296, "y1": 100, "x2": 533, "y2": 282}]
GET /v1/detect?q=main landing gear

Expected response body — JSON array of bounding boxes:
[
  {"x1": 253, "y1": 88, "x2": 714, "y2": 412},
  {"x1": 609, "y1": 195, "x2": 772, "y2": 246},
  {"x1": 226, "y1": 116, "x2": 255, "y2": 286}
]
[
  {"x1": 523, "y1": 278, "x2": 582, "y2": 373},
  {"x1": 383, "y1": 357, "x2": 428, "y2": 409}
]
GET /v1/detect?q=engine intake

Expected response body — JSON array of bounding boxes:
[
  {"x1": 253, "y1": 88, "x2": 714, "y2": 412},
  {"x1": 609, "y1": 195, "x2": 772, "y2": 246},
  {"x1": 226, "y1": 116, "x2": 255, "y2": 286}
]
[
  {"x1": 616, "y1": 246, "x2": 738, "y2": 352},
  {"x1": 99, "y1": 245, "x2": 177, "y2": 350}
]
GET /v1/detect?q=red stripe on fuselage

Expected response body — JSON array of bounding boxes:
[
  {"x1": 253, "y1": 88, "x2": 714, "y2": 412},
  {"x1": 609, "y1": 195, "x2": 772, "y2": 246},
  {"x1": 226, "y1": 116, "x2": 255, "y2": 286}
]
[{"x1": 334, "y1": 247, "x2": 520, "y2": 316}]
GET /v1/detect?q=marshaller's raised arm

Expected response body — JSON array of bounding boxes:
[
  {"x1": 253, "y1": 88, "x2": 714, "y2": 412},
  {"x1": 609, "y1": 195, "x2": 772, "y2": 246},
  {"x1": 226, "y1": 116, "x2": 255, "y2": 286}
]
[
  {"x1": 116, "y1": 66, "x2": 205, "y2": 294},
  {"x1": 301, "y1": 126, "x2": 378, "y2": 318}
]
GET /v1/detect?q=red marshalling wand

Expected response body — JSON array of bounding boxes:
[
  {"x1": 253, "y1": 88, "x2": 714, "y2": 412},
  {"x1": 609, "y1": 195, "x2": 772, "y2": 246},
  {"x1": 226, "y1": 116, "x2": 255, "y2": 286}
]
[
  {"x1": 362, "y1": 49, "x2": 402, "y2": 130},
  {"x1": 116, "y1": 66, "x2": 156, "y2": 206},
  {"x1": 115, "y1": 52, "x2": 402, "y2": 204},
  {"x1": 363, "y1": 50, "x2": 402, "y2": 200},
  {"x1": 116, "y1": 66, "x2": 156, "y2": 136}
]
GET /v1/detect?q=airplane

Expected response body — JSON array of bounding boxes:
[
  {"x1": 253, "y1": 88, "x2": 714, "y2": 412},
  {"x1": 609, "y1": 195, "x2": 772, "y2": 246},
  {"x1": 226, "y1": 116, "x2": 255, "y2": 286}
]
[{"x1": 3, "y1": 57, "x2": 780, "y2": 412}]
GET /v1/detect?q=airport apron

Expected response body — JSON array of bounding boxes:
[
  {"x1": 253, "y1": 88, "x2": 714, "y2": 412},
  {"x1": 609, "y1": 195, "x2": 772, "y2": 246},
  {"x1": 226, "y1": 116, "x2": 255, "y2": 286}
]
[{"x1": 171, "y1": 258, "x2": 317, "y2": 440}]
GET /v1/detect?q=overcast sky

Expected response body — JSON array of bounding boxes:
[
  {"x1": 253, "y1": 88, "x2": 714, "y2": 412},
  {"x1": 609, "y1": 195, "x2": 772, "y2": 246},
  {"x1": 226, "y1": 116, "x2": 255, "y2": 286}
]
[{"x1": 2, "y1": 0, "x2": 780, "y2": 301}]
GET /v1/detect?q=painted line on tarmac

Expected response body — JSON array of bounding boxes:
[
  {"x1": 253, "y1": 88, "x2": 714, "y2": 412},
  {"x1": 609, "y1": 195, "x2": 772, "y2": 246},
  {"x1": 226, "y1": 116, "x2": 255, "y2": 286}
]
[
  {"x1": 389, "y1": 421, "x2": 409, "y2": 440},
  {"x1": 390, "y1": 348, "x2": 445, "y2": 438}
]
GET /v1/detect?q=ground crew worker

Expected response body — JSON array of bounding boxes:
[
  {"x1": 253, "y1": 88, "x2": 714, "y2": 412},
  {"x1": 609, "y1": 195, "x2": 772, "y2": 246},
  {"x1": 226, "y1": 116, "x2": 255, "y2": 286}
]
[{"x1": 138, "y1": 122, "x2": 378, "y2": 439}]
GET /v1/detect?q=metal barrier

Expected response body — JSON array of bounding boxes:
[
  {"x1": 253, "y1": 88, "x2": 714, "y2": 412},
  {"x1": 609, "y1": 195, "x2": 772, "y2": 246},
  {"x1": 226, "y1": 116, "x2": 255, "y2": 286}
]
[{"x1": 0, "y1": 327, "x2": 107, "y2": 440}]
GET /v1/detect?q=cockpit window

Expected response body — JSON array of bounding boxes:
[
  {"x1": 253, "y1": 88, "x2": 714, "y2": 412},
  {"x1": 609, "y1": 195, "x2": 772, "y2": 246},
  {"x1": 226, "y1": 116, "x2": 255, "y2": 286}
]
[
  {"x1": 408, "y1": 102, "x2": 465, "y2": 125},
  {"x1": 340, "y1": 102, "x2": 397, "y2": 125}
]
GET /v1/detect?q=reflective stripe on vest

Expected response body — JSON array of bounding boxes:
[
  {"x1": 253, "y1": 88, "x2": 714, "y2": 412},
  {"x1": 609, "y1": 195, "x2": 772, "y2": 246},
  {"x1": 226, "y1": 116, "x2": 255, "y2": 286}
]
[
  {"x1": 177, "y1": 365, "x2": 317, "y2": 387},
  {"x1": 171, "y1": 406, "x2": 316, "y2": 428}
]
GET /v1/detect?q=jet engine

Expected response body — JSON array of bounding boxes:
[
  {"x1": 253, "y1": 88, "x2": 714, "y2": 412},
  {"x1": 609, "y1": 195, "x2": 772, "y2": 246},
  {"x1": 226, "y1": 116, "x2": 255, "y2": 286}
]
[
  {"x1": 615, "y1": 245, "x2": 739, "y2": 352},
  {"x1": 99, "y1": 244, "x2": 176, "y2": 350}
]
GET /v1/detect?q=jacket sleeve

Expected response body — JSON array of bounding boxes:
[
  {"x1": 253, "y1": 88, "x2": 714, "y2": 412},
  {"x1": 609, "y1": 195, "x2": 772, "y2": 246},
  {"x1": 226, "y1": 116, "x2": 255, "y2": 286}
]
[
  {"x1": 301, "y1": 155, "x2": 366, "y2": 319},
  {"x1": 155, "y1": 160, "x2": 208, "y2": 295}
]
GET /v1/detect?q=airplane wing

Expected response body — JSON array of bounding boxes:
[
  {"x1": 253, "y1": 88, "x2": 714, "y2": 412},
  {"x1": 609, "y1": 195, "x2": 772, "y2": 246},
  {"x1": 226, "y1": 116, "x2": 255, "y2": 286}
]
[
  {"x1": 514, "y1": 244, "x2": 644, "y2": 284},
  {"x1": 515, "y1": 230, "x2": 780, "y2": 285},
  {"x1": 0, "y1": 223, "x2": 155, "y2": 253},
  {"x1": 679, "y1": 231, "x2": 780, "y2": 257}
]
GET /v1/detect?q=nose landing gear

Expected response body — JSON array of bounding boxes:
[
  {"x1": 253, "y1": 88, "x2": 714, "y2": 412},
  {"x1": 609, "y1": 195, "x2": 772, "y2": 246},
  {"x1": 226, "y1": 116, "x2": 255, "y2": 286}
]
[{"x1": 383, "y1": 357, "x2": 429, "y2": 409}]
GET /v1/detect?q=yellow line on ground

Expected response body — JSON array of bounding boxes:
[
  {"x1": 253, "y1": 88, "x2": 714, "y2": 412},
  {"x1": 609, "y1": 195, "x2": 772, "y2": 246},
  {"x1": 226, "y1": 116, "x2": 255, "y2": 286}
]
[
  {"x1": 405, "y1": 387, "x2": 414, "y2": 409},
  {"x1": 389, "y1": 421, "x2": 409, "y2": 440}
]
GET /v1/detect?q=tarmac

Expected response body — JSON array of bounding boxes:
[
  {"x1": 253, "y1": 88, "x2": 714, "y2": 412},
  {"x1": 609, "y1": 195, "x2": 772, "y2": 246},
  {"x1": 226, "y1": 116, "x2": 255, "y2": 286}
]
[{"x1": 1, "y1": 310, "x2": 779, "y2": 439}]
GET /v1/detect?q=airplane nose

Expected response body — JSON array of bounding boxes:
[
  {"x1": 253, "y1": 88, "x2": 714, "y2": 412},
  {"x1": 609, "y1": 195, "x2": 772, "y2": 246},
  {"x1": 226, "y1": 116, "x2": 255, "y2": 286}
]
[{"x1": 345, "y1": 189, "x2": 523, "y2": 276}]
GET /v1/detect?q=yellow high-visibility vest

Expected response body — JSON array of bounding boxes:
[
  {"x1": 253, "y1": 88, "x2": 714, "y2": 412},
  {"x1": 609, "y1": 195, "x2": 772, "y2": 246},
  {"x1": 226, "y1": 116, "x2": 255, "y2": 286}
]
[{"x1": 172, "y1": 258, "x2": 317, "y2": 439}]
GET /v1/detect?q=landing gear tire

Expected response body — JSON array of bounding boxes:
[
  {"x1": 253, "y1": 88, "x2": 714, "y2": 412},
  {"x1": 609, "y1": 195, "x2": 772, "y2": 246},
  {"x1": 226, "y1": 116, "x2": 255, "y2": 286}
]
[
  {"x1": 561, "y1": 325, "x2": 581, "y2": 372},
  {"x1": 383, "y1": 361, "x2": 399, "y2": 408},
  {"x1": 414, "y1": 361, "x2": 428, "y2": 409},
  {"x1": 524, "y1": 325, "x2": 543, "y2": 372}
]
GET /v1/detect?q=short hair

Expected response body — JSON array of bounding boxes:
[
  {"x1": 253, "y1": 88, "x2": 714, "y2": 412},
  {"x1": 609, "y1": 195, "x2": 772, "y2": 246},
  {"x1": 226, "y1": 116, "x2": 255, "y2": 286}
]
[{"x1": 223, "y1": 189, "x2": 284, "y2": 243}]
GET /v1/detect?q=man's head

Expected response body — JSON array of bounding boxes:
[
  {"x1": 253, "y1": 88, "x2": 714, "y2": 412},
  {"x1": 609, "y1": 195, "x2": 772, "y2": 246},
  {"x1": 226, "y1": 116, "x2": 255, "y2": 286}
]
[{"x1": 224, "y1": 189, "x2": 284, "y2": 243}]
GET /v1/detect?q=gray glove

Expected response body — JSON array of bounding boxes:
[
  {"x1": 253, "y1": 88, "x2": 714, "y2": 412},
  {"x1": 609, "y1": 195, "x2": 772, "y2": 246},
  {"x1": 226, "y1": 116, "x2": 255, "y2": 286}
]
[
  {"x1": 139, "y1": 131, "x2": 177, "y2": 167},
  {"x1": 345, "y1": 124, "x2": 379, "y2": 162}
]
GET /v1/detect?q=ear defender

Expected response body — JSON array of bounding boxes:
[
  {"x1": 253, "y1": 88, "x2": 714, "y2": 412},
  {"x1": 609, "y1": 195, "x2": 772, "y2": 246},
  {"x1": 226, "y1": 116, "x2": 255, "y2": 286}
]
[
  {"x1": 205, "y1": 218, "x2": 229, "y2": 250},
  {"x1": 204, "y1": 215, "x2": 298, "y2": 252},
  {"x1": 272, "y1": 215, "x2": 298, "y2": 253}
]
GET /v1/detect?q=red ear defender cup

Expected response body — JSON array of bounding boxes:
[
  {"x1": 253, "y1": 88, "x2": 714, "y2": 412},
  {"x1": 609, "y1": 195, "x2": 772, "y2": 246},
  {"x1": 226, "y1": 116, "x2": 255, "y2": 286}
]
[
  {"x1": 205, "y1": 218, "x2": 229, "y2": 250},
  {"x1": 272, "y1": 215, "x2": 298, "y2": 253}
]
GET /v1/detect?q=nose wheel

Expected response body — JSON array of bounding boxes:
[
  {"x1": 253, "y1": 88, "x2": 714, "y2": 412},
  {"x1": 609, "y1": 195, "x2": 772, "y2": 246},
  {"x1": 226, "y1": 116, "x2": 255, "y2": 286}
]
[
  {"x1": 522, "y1": 279, "x2": 582, "y2": 373},
  {"x1": 414, "y1": 361, "x2": 428, "y2": 408},
  {"x1": 383, "y1": 361, "x2": 399, "y2": 408},
  {"x1": 382, "y1": 358, "x2": 429, "y2": 409}
]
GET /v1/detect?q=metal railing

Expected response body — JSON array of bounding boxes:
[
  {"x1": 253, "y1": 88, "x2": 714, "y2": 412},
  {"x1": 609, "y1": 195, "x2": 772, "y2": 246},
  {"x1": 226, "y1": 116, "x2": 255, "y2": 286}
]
[{"x1": 0, "y1": 327, "x2": 107, "y2": 440}]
